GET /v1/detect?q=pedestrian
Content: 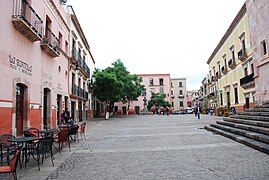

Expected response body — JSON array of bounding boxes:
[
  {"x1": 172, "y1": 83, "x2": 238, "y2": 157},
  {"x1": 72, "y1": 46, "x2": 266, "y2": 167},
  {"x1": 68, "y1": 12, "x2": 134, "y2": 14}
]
[
  {"x1": 60, "y1": 110, "x2": 65, "y2": 124},
  {"x1": 194, "y1": 107, "x2": 197, "y2": 116},
  {"x1": 64, "y1": 108, "x2": 70, "y2": 124},
  {"x1": 197, "y1": 106, "x2": 200, "y2": 119},
  {"x1": 166, "y1": 107, "x2": 169, "y2": 116}
]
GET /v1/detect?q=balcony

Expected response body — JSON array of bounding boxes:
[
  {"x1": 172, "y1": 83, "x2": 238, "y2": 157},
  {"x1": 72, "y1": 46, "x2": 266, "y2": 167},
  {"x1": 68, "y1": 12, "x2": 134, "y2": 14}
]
[
  {"x1": 221, "y1": 66, "x2": 228, "y2": 75},
  {"x1": 178, "y1": 94, "x2": 184, "y2": 98},
  {"x1": 40, "y1": 28, "x2": 60, "y2": 58},
  {"x1": 71, "y1": 85, "x2": 88, "y2": 100},
  {"x1": 228, "y1": 59, "x2": 236, "y2": 69},
  {"x1": 12, "y1": 0, "x2": 43, "y2": 42},
  {"x1": 240, "y1": 73, "x2": 255, "y2": 89},
  {"x1": 216, "y1": 72, "x2": 221, "y2": 79},
  {"x1": 238, "y1": 49, "x2": 247, "y2": 62},
  {"x1": 71, "y1": 48, "x2": 91, "y2": 77}
]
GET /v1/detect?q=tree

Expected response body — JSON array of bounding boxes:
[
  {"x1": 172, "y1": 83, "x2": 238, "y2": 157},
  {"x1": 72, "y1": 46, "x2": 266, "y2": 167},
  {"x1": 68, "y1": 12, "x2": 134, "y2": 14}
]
[
  {"x1": 92, "y1": 59, "x2": 144, "y2": 113},
  {"x1": 92, "y1": 69, "x2": 123, "y2": 112},
  {"x1": 105, "y1": 59, "x2": 144, "y2": 111},
  {"x1": 147, "y1": 92, "x2": 171, "y2": 111}
]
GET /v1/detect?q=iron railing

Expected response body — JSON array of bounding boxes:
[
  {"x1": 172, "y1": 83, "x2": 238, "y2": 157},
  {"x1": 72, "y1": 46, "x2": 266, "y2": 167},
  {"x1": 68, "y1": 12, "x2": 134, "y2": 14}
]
[
  {"x1": 72, "y1": 48, "x2": 91, "y2": 76},
  {"x1": 240, "y1": 73, "x2": 254, "y2": 86},
  {"x1": 12, "y1": 0, "x2": 43, "y2": 37},
  {"x1": 43, "y1": 28, "x2": 59, "y2": 50},
  {"x1": 72, "y1": 85, "x2": 89, "y2": 99}
]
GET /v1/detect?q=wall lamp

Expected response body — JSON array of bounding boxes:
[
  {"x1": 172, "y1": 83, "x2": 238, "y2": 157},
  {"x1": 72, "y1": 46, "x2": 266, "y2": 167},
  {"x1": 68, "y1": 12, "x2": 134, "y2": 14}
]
[{"x1": 70, "y1": 61, "x2": 79, "y2": 71}]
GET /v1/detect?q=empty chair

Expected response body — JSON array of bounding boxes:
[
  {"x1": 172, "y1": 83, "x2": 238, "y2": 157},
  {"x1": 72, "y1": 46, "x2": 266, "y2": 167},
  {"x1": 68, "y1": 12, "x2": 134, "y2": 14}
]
[
  {"x1": 0, "y1": 134, "x2": 17, "y2": 166},
  {"x1": 28, "y1": 137, "x2": 54, "y2": 171},
  {"x1": 78, "y1": 123, "x2": 86, "y2": 140},
  {"x1": 0, "y1": 147, "x2": 21, "y2": 180},
  {"x1": 53, "y1": 130, "x2": 70, "y2": 154}
]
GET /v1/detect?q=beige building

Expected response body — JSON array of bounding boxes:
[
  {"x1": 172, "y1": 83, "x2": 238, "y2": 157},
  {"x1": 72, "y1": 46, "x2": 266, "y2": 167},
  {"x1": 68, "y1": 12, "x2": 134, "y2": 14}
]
[
  {"x1": 206, "y1": 3, "x2": 254, "y2": 112},
  {"x1": 171, "y1": 78, "x2": 187, "y2": 110}
]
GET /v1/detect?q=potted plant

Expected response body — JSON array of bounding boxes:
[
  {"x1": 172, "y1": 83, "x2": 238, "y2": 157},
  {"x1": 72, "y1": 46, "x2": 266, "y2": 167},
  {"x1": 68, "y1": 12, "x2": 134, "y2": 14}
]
[{"x1": 223, "y1": 107, "x2": 232, "y2": 117}]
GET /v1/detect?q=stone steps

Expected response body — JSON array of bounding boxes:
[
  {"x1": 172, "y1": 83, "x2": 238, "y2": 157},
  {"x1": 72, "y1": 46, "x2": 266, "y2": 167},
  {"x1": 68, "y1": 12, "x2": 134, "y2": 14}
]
[
  {"x1": 216, "y1": 120, "x2": 269, "y2": 135},
  {"x1": 254, "y1": 104, "x2": 269, "y2": 108},
  {"x1": 229, "y1": 114, "x2": 269, "y2": 122},
  {"x1": 223, "y1": 117, "x2": 269, "y2": 128},
  {"x1": 246, "y1": 108, "x2": 269, "y2": 112},
  {"x1": 205, "y1": 126, "x2": 269, "y2": 154},
  {"x1": 210, "y1": 124, "x2": 269, "y2": 144},
  {"x1": 238, "y1": 111, "x2": 269, "y2": 117}
]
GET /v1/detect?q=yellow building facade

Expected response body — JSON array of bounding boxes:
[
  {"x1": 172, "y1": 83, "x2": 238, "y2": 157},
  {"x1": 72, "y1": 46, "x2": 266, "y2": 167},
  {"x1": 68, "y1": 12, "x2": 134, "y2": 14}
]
[{"x1": 207, "y1": 3, "x2": 255, "y2": 112}]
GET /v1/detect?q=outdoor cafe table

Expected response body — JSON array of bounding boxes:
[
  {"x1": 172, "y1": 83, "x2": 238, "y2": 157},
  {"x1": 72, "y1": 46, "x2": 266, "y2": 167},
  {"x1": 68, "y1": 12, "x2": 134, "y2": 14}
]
[{"x1": 8, "y1": 136, "x2": 41, "y2": 168}]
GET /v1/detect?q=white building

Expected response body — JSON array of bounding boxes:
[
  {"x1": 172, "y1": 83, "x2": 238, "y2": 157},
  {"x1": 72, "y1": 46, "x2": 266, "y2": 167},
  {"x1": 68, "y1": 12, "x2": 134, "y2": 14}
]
[{"x1": 171, "y1": 78, "x2": 187, "y2": 110}]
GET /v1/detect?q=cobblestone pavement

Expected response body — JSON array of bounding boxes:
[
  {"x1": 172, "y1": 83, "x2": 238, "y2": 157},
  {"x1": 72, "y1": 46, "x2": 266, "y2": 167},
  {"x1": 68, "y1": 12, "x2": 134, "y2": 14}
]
[{"x1": 7, "y1": 114, "x2": 269, "y2": 179}]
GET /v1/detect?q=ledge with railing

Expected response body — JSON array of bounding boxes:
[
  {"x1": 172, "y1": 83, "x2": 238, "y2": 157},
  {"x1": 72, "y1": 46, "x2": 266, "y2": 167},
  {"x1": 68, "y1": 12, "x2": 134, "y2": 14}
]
[
  {"x1": 238, "y1": 48, "x2": 247, "y2": 61},
  {"x1": 240, "y1": 73, "x2": 255, "y2": 89},
  {"x1": 228, "y1": 59, "x2": 236, "y2": 69},
  {"x1": 71, "y1": 48, "x2": 91, "y2": 76},
  {"x1": 12, "y1": 0, "x2": 43, "y2": 42},
  {"x1": 71, "y1": 85, "x2": 89, "y2": 100}
]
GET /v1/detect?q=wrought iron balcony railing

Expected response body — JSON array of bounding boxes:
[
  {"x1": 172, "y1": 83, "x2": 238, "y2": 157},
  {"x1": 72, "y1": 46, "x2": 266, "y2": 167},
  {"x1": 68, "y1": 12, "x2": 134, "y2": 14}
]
[
  {"x1": 240, "y1": 73, "x2": 255, "y2": 89},
  {"x1": 71, "y1": 48, "x2": 91, "y2": 76},
  {"x1": 238, "y1": 48, "x2": 247, "y2": 61},
  {"x1": 72, "y1": 85, "x2": 89, "y2": 99},
  {"x1": 12, "y1": 0, "x2": 43, "y2": 42}
]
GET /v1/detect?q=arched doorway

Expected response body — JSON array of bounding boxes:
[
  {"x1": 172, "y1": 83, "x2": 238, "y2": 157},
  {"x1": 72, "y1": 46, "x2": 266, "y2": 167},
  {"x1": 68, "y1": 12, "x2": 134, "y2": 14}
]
[
  {"x1": 43, "y1": 88, "x2": 51, "y2": 129},
  {"x1": 16, "y1": 83, "x2": 26, "y2": 136}
]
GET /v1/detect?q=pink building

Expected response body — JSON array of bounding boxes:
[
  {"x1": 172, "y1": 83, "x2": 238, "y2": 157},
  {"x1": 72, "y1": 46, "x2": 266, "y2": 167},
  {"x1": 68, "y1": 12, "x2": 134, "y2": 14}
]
[
  {"x1": 114, "y1": 74, "x2": 172, "y2": 115},
  {"x1": 246, "y1": 0, "x2": 269, "y2": 104},
  {"x1": 0, "y1": 0, "x2": 70, "y2": 135}
]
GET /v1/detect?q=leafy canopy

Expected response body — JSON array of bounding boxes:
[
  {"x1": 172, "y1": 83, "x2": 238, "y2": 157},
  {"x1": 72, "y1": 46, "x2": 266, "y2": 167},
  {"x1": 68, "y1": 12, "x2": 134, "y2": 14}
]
[
  {"x1": 92, "y1": 59, "x2": 144, "y2": 110},
  {"x1": 147, "y1": 92, "x2": 171, "y2": 110}
]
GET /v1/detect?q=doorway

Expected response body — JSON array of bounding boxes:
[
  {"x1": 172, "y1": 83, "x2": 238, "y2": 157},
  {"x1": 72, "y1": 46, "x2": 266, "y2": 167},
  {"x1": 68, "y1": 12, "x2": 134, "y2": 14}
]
[
  {"x1": 71, "y1": 101, "x2": 75, "y2": 120},
  {"x1": 43, "y1": 88, "x2": 51, "y2": 129},
  {"x1": 56, "y1": 94, "x2": 62, "y2": 125},
  {"x1": 16, "y1": 84, "x2": 25, "y2": 136},
  {"x1": 122, "y1": 107, "x2": 127, "y2": 115},
  {"x1": 245, "y1": 97, "x2": 250, "y2": 109},
  {"x1": 227, "y1": 92, "x2": 231, "y2": 108},
  {"x1": 78, "y1": 100, "x2": 82, "y2": 122}
]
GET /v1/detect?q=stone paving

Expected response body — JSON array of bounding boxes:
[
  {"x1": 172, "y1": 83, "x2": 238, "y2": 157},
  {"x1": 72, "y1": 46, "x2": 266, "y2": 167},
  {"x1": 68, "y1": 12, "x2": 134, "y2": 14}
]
[{"x1": 3, "y1": 114, "x2": 269, "y2": 179}]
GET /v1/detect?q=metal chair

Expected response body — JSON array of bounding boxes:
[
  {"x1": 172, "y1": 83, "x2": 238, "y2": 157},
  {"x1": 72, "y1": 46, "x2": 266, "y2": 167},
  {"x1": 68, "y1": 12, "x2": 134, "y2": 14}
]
[
  {"x1": 53, "y1": 130, "x2": 70, "y2": 154},
  {"x1": 0, "y1": 134, "x2": 17, "y2": 166},
  {"x1": 78, "y1": 123, "x2": 86, "y2": 140},
  {"x1": 0, "y1": 147, "x2": 22, "y2": 180}
]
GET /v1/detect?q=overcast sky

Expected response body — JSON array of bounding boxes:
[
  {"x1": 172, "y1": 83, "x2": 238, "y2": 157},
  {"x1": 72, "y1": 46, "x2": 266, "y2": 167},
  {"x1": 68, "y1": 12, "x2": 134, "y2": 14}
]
[{"x1": 67, "y1": 0, "x2": 245, "y2": 90}]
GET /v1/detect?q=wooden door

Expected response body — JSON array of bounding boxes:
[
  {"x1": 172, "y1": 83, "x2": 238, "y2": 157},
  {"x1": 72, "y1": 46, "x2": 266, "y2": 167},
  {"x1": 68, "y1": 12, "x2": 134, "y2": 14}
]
[{"x1": 16, "y1": 84, "x2": 24, "y2": 136}]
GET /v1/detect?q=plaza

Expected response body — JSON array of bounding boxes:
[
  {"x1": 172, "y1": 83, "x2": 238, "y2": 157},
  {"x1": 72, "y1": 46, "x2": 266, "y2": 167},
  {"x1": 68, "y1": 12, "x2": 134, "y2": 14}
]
[{"x1": 13, "y1": 114, "x2": 269, "y2": 180}]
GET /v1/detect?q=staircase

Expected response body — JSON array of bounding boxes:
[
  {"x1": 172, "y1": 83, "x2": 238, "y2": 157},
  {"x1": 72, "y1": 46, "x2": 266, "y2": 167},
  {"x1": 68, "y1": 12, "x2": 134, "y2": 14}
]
[{"x1": 205, "y1": 101, "x2": 269, "y2": 155}]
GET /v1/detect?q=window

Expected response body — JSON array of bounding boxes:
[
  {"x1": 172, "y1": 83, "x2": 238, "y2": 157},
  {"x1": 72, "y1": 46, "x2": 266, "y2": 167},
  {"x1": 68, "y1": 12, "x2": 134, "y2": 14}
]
[
  {"x1": 239, "y1": 33, "x2": 246, "y2": 53},
  {"x1": 171, "y1": 90, "x2": 173, "y2": 95},
  {"x1": 179, "y1": 82, "x2": 183, "y2": 87},
  {"x1": 179, "y1": 90, "x2": 183, "y2": 95},
  {"x1": 65, "y1": 41, "x2": 69, "y2": 54},
  {"x1": 160, "y1": 87, "x2": 164, "y2": 94},
  {"x1": 149, "y1": 78, "x2": 154, "y2": 86},
  {"x1": 58, "y1": 32, "x2": 62, "y2": 49},
  {"x1": 159, "y1": 78, "x2": 164, "y2": 86},
  {"x1": 230, "y1": 45, "x2": 235, "y2": 63},
  {"x1": 220, "y1": 93, "x2": 223, "y2": 106},
  {"x1": 180, "y1": 101, "x2": 183, "y2": 107},
  {"x1": 172, "y1": 102, "x2": 174, "y2": 108},
  {"x1": 142, "y1": 88, "x2": 146, "y2": 96},
  {"x1": 171, "y1": 82, "x2": 173, "y2": 87},
  {"x1": 223, "y1": 54, "x2": 227, "y2": 68},
  {"x1": 150, "y1": 88, "x2": 155, "y2": 93},
  {"x1": 234, "y1": 87, "x2": 238, "y2": 104},
  {"x1": 251, "y1": 63, "x2": 254, "y2": 74},
  {"x1": 244, "y1": 67, "x2": 248, "y2": 76},
  {"x1": 261, "y1": 40, "x2": 267, "y2": 55}
]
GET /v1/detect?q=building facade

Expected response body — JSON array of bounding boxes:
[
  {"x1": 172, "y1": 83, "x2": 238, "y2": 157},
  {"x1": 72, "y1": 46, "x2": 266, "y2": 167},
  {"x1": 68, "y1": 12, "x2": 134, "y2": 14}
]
[
  {"x1": 206, "y1": 3, "x2": 254, "y2": 112},
  {"x1": 114, "y1": 74, "x2": 172, "y2": 115},
  {"x1": 171, "y1": 78, "x2": 187, "y2": 111},
  {"x1": 0, "y1": 0, "x2": 95, "y2": 135},
  {"x1": 66, "y1": 6, "x2": 95, "y2": 122},
  {"x1": 0, "y1": 0, "x2": 70, "y2": 135},
  {"x1": 246, "y1": 0, "x2": 269, "y2": 105}
]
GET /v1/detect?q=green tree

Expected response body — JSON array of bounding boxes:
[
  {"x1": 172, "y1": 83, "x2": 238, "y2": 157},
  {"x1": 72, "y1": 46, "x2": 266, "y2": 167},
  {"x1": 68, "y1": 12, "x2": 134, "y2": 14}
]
[
  {"x1": 147, "y1": 92, "x2": 171, "y2": 111},
  {"x1": 93, "y1": 59, "x2": 144, "y2": 113},
  {"x1": 92, "y1": 69, "x2": 123, "y2": 112}
]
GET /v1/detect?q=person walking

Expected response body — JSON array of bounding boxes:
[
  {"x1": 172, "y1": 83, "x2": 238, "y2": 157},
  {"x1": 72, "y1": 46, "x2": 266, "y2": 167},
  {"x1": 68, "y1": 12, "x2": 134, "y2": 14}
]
[{"x1": 64, "y1": 108, "x2": 70, "y2": 124}]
